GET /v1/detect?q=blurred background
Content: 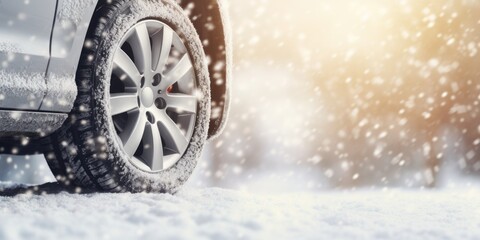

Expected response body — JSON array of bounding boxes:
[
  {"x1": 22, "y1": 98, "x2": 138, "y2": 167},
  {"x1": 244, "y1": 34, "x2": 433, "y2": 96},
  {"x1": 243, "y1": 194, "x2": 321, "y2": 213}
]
[{"x1": 2, "y1": 0, "x2": 480, "y2": 192}]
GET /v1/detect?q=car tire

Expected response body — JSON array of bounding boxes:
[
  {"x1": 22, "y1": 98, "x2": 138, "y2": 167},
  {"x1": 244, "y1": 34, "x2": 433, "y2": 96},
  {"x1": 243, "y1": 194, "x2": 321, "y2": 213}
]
[{"x1": 44, "y1": 0, "x2": 210, "y2": 193}]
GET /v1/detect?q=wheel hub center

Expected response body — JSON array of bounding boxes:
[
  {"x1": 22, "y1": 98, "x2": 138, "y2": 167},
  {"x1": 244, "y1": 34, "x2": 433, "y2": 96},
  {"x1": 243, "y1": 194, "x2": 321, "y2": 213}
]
[{"x1": 141, "y1": 87, "x2": 154, "y2": 107}]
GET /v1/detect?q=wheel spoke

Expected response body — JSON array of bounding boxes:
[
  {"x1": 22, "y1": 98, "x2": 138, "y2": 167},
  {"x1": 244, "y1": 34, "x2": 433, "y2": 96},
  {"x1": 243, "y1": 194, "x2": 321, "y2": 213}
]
[
  {"x1": 113, "y1": 49, "x2": 141, "y2": 87},
  {"x1": 110, "y1": 93, "x2": 138, "y2": 115},
  {"x1": 160, "y1": 54, "x2": 193, "y2": 90},
  {"x1": 141, "y1": 123, "x2": 164, "y2": 171},
  {"x1": 157, "y1": 111, "x2": 188, "y2": 153},
  {"x1": 129, "y1": 23, "x2": 152, "y2": 73},
  {"x1": 120, "y1": 110, "x2": 147, "y2": 157},
  {"x1": 165, "y1": 93, "x2": 197, "y2": 114},
  {"x1": 153, "y1": 26, "x2": 173, "y2": 74}
]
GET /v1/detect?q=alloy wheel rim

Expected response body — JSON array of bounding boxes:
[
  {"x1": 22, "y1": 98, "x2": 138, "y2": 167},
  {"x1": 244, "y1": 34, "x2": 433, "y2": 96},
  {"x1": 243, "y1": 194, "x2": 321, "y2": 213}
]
[{"x1": 109, "y1": 20, "x2": 197, "y2": 172}]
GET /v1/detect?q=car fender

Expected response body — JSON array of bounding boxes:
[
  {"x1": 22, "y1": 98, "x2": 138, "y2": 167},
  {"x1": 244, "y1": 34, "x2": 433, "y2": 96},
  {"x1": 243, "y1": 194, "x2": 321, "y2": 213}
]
[{"x1": 41, "y1": 0, "x2": 98, "y2": 112}]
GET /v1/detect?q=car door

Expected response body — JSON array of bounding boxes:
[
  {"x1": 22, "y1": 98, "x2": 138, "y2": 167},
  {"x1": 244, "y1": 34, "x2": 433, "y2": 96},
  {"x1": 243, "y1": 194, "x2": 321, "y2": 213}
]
[{"x1": 0, "y1": 0, "x2": 57, "y2": 110}]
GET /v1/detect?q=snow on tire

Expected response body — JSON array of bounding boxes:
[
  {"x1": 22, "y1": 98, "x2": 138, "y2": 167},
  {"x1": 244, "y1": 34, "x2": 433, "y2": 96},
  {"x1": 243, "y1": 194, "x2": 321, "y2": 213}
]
[{"x1": 45, "y1": 0, "x2": 210, "y2": 193}]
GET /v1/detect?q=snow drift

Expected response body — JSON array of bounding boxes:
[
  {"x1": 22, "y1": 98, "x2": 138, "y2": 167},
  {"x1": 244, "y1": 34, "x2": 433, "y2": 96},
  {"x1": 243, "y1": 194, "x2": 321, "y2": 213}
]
[{"x1": 1, "y1": 183, "x2": 480, "y2": 240}]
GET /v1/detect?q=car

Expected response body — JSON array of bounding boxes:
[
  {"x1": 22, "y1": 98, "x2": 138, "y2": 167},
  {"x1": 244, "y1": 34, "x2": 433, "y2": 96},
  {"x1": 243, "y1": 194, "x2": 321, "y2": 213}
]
[{"x1": 0, "y1": 0, "x2": 230, "y2": 193}]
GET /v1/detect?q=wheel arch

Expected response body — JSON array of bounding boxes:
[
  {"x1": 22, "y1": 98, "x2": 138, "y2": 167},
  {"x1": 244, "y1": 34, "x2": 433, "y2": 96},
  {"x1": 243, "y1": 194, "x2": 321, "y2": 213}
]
[{"x1": 178, "y1": 0, "x2": 231, "y2": 140}]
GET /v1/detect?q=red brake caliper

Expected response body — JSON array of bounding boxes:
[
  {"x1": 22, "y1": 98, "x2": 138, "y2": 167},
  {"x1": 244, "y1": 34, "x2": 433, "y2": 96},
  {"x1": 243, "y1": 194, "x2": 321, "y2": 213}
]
[{"x1": 166, "y1": 85, "x2": 174, "y2": 93}]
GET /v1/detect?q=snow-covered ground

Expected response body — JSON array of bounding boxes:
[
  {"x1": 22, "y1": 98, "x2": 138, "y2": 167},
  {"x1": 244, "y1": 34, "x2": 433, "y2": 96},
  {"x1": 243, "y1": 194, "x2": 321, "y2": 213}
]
[{"x1": 1, "y1": 183, "x2": 480, "y2": 240}]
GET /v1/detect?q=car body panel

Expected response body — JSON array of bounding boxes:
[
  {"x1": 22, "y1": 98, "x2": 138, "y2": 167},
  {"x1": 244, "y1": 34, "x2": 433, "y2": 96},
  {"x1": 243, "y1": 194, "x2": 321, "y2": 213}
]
[
  {"x1": 0, "y1": 110, "x2": 66, "y2": 137},
  {"x1": 40, "y1": 0, "x2": 97, "y2": 112},
  {"x1": 0, "y1": 0, "x2": 57, "y2": 110}
]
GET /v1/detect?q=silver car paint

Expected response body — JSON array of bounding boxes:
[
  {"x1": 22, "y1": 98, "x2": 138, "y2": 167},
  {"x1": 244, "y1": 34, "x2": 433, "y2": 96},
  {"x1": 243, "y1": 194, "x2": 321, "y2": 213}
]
[
  {"x1": 41, "y1": 0, "x2": 97, "y2": 112},
  {"x1": 0, "y1": 0, "x2": 57, "y2": 110},
  {"x1": 0, "y1": 0, "x2": 97, "y2": 112}
]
